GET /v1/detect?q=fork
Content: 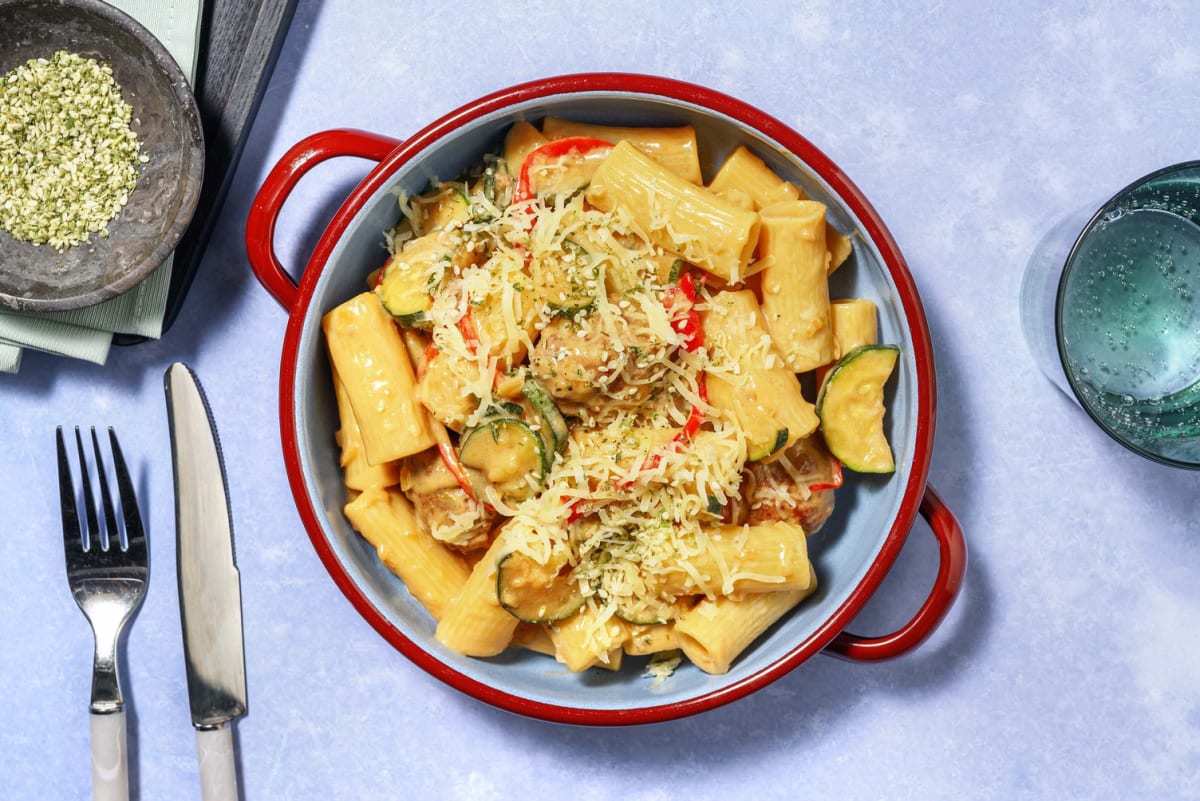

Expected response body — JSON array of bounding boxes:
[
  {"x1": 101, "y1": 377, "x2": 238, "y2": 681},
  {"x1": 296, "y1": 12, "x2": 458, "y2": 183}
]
[{"x1": 56, "y1": 426, "x2": 149, "y2": 801}]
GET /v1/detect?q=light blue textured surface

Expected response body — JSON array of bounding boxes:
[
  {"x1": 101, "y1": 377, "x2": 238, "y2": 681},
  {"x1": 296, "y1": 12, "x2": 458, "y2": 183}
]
[{"x1": 2, "y1": 1, "x2": 1198, "y2": 798}]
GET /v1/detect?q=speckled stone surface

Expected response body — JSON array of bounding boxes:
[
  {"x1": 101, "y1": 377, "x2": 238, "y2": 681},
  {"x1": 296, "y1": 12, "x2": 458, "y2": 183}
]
[{"x1": 2, "y1": 2, "x2": 1198, "y2": 798}]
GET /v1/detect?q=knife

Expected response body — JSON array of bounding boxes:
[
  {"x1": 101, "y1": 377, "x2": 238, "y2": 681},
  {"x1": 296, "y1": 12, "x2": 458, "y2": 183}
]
[{"x1": 165, "y1": 362, "x2": 247, "y2": 801}]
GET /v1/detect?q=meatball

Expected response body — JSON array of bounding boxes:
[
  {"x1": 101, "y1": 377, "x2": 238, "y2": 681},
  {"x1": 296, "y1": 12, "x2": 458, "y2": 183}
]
[
  {"x1": 529, "y1": 306, "x2": 667, "y2": 417},
  {"x1": 400, "y1": 448, "x2": 495, "y2": 551},
  {"x1": 736, "y1": 434, "x2": 838, "y2": 535},
  {"x1": 529, "y1": 315, "x2": 616, "y2": 406}
]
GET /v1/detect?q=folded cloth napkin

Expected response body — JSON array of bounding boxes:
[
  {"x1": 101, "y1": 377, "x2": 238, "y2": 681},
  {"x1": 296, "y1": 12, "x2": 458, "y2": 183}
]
[{"x1": 0, "y1": 0, "x2": 204, "y2": 374}]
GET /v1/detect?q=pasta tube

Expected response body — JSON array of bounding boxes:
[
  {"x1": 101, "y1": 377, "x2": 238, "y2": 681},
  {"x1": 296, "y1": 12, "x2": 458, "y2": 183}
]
[
  {"x1": 703, "y1": 289, "x2": 819, "y2": 460},
  {"x1": 436, "y1": 528, "x2": 520, "y2": 656},
  {"x1": 541, "y1": 117, "x2": 703, "y2": 184},
  {"x1": 674, "y1": 583, "x2": 815, "y2": 675},
  {"x1": 512, "y1": 623, "x2": 557, "y2": 657},
  {"x1": 827, "y1": 228, "x2": 853, "y2": 274},
  {"x1": 708, "y1": 145, "x2": 802, "y2": 209},
  {"x1": 709, "y1": 145, "x2": 852, "y2": 275},
  {"x1": 503, "y1": 120, "x2": 549, "y2": 175},
  {"x1": 333, "y1": 371, "x2": 401, "y2": 492},
  {"x1": 830, "y1": 298, "x2": 879, "y2": 360},
  {"x1": 653, "y1": 522, "x2": 813, "y2": 597},
  {"x1": 343, "y1": 487, "x2": 470, "y2": 621},
  {"x1": 757, "y1": 200, "x2": 835, "y2": 373},
  {"x1": 549, "y1": 605, "x2": 626, "y2": 673},
  {"x1": 586, "y1": 140, "x2": 760, "y2": 283},
  {"x1": 623, "y1": 623, "x2": 679, "y2": 656},
  {"x1": 323, "y1": 292, "x2": 439, "y2": 464}
]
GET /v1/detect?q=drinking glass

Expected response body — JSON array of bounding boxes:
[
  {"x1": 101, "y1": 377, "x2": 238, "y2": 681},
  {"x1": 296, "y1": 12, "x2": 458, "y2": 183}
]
[{"x1": 1020, "y1": 161, "x2": 1200, "y2": 468}]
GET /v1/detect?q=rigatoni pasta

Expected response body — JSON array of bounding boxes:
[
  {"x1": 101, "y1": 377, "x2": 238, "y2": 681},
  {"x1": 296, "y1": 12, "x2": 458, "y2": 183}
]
[
  {"x1": 708, "y1": 145, "x2": 853, "y2": 276},
  {"x1": 541, "y1": 117, "x2": 703, "y2": 184},
  {"x1": 708, "y1": 144, "x2": 802, "y2": 209},
  {"x1": 325, "y1": 117, "x2": 899, "y2": 679},
  {"x1": 703, "y1": 289, "x2": 819, "y2": 460},
  {"x1": 586, "y1": 140, "x2": 760, "y2": 283},
  {"x1": 757, "y1": 200, "x2": 835, "y2": 373},
  {"x1": 323, "y1": 291, "x2": 438, "y2": 464},
  {"x1": 675, "y1": 584, "x2": 814, "y2": 675},
  {"x1": 343, "y1": 486, "x2": 470, "y2": 621},
  {"x1": 830, "y1": 297, "x2": 879, "y2": 358},
  {"x1": 435, "y1": 529, "x2": 521, "y2": 656},
  {"x1": 332, "y1": 371, "x2": 402, "y2": 492}
]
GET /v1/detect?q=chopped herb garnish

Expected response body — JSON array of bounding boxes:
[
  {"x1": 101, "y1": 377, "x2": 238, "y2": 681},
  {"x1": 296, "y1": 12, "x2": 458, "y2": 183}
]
[{"x1": 0, "y1": 51, "x2": 145, "y2": 250}]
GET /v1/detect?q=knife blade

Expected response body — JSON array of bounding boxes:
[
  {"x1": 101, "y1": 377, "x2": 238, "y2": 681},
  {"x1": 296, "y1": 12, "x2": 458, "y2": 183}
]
[{"x1": 165, "y1": 362, "x2": 247, "y2": 801}]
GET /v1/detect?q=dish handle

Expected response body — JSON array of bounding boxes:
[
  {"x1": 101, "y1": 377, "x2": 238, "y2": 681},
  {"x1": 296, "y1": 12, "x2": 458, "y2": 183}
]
[
  {"x1": 825, "y1": 484, "x2": 966, "y2": 661},
  {"x1": 246, "y1": 129, "x2": 399, "y2": 311}
]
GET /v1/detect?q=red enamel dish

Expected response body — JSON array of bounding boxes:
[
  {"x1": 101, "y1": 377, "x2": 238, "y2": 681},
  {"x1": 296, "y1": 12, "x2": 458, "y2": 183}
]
[{"x1": 246, "y1": 73, "x2": 966, "y2": 725}]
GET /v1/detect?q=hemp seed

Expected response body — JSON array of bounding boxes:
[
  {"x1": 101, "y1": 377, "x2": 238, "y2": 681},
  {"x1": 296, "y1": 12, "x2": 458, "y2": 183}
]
[{"x1": 0, "y1": 50, "x2": 146, "y2": 251}]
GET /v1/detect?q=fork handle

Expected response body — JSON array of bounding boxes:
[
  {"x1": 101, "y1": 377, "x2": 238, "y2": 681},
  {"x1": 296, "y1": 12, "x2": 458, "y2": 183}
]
[
  {"x1": 196, "y1": 725, "x2": 239, "y2": 801},
  {"x1": 90, "y1": 710, "x2": 129, "y2": 801}
]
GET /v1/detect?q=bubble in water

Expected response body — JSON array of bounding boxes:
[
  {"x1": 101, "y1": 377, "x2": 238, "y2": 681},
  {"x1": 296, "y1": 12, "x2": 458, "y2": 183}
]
[{"x1": 1061, "y1": 207, "x2": 1200, "y2": 399}]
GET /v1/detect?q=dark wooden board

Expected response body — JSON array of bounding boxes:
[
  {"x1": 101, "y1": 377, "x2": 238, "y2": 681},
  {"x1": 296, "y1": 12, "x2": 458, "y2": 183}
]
[{"x1": 114, "y1": 0, "x2": 297, "y2": 345}]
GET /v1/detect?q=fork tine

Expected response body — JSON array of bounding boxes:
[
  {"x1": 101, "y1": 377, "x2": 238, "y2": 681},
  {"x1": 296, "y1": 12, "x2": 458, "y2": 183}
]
[
  {"x1": 89, "y1": 427, "x2": 122, "y2": 551},
  {"x1": 56, "y1": 426, "x2": 85, "y2": 558},
  {"x1": 73, "y1": 426, "x2": 100, "y2": 551},
  {"x1": 107, "y1": 428, "x2": 146, "y2": 560}
]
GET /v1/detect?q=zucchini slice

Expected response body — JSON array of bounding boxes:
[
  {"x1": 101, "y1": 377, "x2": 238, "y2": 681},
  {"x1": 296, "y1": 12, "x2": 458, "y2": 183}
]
[
  {"x1": 816, "y1": 344, "x2": 899, "y2": 473},
  {"x1": 496, "y1": 551, "x2": 585, "y2": 624},
  {"x1": 484, "y1": 400, "x2": 525, "y2": 418},
  {"x1": 666, "y1": 257, "x2": 685, "y2": 285},
  {"x1": 458, "y1": 418, "x2": 547, "y2": 502},
  {"x1": 415, "y1": 184, "x2": 471, "y2": 232},
  {"x1": 704, "y1": 494, "x2": 725, "y2": 519},
  {"x1": 521, "y1": 378, "x2": 569, "y2": 459},
  {"x1": 747, "y1": 427, "x2": 789, "y2": 462},
  {"x1": 376, "y1": 255, "x2": 436, "y2": 327}
]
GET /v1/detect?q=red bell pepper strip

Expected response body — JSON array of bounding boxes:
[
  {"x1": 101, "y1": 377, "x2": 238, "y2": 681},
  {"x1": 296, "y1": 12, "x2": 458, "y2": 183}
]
[
  {"x1": 634, "y1": 373, "x2": 708, "y2": 477},
  {"x1": 457, "y1": 306, "x2": 480, "y2": 352},
  {"x1": 622, "y1": 271, "x2": 709, "y2": 480},
  {"x1": 665, "y1": 271, "x2": 703, "y2": 353},
  {"x1": 435, "y1": 430, "x2": 478, "y2": 503},
  {"x1": 807, "y1": 458, "x2": 844, "y2": 492},
  {"x1": 512, "y1": 136, "x2": 614, "y2": 204},
  {"x1": 417, "y1": 343, "x2": 438, "y2": 379},
  {"x1": 564, "y1": 497, "x2": 586, "y2": 524},
  {"x1": 663, "y1": 271, "x2": 706, "y2": 443},
  {"x1": 677, "y1": 372, "x2": 707, "y2": 441},
  {"x1": 399, "y1": 327, "x2": 477, "y2": 502}
]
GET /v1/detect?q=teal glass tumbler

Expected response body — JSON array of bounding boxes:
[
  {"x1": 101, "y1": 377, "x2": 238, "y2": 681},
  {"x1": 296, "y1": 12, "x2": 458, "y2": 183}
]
[{"x1": 1021, "y1": 162, "x2": 1200, "y2": 468}]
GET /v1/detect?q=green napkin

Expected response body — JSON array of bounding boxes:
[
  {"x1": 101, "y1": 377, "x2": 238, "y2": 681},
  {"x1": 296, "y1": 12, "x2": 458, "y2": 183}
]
[{"x1": 0, "y1": 0, "x2": 204, "y2": 373}]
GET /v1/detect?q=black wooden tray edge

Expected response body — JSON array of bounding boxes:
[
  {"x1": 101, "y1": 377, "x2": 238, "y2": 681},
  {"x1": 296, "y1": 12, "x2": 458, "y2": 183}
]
[{"x1": 114, "y1": 0, "x2": 298, "y2": 346}]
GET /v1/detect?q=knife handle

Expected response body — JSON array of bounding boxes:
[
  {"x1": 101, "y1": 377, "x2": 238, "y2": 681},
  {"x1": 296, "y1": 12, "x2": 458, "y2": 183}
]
[
  {"x1": 196, "y1": 725, "x2": 239, "y2": 801},
  {"x1": 90, "y1": 710, "x2": 129, "y2": 801}
]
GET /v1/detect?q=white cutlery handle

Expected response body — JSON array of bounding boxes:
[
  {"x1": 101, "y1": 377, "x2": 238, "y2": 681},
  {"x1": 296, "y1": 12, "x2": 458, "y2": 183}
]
[
  {"x1": 196, "y1": 725, "x2": 239, "y2": 801},
  {"x1": 90, "y1": 710, "x2": 129, "y2": 801}
]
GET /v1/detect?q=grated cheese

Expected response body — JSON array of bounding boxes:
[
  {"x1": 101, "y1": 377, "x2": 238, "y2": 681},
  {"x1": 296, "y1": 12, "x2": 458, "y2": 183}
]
[
  {"x1": 383, "y1": 144, "x2": 818, "y2": 671},
  {"x1": 644, "y1": 651, "x2": 682, "y2": 687}
]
